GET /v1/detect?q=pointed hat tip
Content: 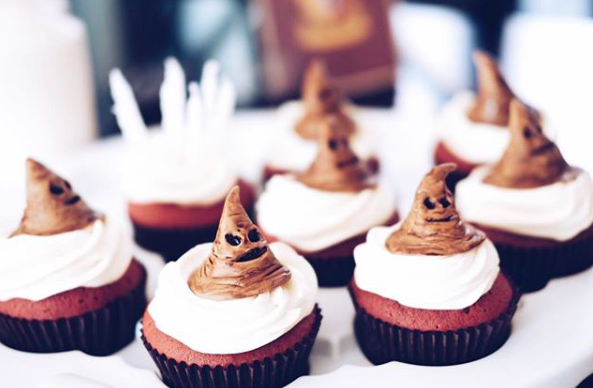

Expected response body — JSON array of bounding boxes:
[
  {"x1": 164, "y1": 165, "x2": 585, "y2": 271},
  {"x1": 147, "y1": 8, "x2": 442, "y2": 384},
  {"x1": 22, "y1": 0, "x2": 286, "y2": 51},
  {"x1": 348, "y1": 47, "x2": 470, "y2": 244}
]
[
  {"x1": 473, "y1": 50, "x2": 495, "y2": 67},
  {"x1": 429, "y1": 163, "x2": 457, "y2": 181},
  {"x1": 225, "y1": 185, "x2": 241, "y2": 203},
  {"x1": 508, "y1": 97, "x2": 539, "y2": 128}
]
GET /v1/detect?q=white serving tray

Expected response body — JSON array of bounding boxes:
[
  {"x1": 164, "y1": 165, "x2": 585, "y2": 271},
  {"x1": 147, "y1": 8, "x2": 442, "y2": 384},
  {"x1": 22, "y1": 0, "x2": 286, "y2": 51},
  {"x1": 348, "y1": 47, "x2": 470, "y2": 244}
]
[{"x1": 1, "y1": 111, "x2": 592, "y2": 388}]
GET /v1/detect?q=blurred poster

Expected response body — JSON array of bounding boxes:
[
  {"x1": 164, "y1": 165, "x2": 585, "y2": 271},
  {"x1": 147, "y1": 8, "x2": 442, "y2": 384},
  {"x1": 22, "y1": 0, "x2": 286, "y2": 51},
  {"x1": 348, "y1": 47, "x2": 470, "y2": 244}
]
[{"x1": 256, "y1": 0, "x2": 397, "y2": 101}]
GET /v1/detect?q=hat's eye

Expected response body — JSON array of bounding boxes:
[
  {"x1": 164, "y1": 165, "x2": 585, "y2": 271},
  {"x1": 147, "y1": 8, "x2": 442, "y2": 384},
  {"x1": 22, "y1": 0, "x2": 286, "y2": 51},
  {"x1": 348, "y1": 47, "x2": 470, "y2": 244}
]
[
  {"x1": 439, "y1": 197, "x2": 451, "y2": 208},
  {"x1": 225, "y1": 234, "x2": 242, "y2": 246},
  {"x1": 523, "y1": 128, "x2": 533, "y2": 139},
  {"x1": 423, "y1": 198, "x2": 435, "y2": 210},
  {"x1": 319, "y1": 88, "x2": 333, "y2": 101},
  {"x1": 328, "y1": 139, "x2": 338, "y2": 150},
  {"x1": 64, "y1": 195, "x2": 80, "y2": 205},
  {"x1": 248, "y1": 229, "x2": 261, "y2": 243},
  {"x1": 49, "y1": 183, "x2": 64, "y2": 195}
]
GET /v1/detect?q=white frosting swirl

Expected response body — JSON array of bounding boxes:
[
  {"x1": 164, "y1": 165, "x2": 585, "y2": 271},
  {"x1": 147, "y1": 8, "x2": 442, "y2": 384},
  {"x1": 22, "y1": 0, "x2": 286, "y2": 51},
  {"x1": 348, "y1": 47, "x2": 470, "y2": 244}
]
[
  {"x1": 256, "y1": 175, "x2": 396, "y2": 252},
  {"x1": 147, "y1": 242, "x2": 317, "y2": 355},
  {"x1": 456, "y1": 166, "x2": 593, "y2": 241},
  {"x1": 124, "y1": 130, "x2": 237, "y2": 205},
  {"x1": 266, "y1": 101, "x2": 377, "y2": 172},
  {"x1": 0, "y1": 218, "x2": 133, "y2": 302},
  {"x1": 354, "y1": 223, "x2": 500, "y2": 310},
  {"x1": 439, "y1": 92, "x2": 510, "y2": 165}
]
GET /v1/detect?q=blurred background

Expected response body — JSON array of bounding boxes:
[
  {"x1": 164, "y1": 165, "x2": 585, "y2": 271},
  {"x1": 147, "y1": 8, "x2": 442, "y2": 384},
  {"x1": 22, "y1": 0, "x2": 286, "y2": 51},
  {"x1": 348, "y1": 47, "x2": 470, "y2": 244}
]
[{"x1": 1, "y1": 0, "x2": 593, "y2": 166}]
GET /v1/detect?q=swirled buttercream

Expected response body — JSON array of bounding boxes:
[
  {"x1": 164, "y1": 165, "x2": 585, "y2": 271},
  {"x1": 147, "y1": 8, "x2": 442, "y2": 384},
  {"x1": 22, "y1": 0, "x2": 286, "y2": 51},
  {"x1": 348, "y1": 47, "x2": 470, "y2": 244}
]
[
  {"x1": 0, "y1": 217, "x2": 133, "y2": 301},
  {"x1": 256, "y1": 175, "x2": 396, "y2": 252},
  {"x1": 123, "y1": 131, "x2": 237, "y2": 205},
  {"x1": 456, "y1": 166, "x2": 593, "y2": 241},
  {"x1": 439, "y1": 92, "x2": 510, "y2": 165},
  {"x1": 354, "y1": 223, "x2": 500, "y2": 310},
  {"x1": 147, "y1": 242, "x2": 317, "y2": 354}
]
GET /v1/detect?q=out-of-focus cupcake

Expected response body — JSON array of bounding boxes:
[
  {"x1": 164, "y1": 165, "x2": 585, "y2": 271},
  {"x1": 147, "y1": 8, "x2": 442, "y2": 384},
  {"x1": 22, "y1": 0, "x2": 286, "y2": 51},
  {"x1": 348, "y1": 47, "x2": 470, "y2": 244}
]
[
  {"x1": 142, "y1": 186, "x2": 321, "y2": 388},
  {"x1": 435, "y1": 51, "x2": 551, "y2": 190},
  {"x1": 265, "y1": 60, "x2": 378, "y2": 180},
  {"x1": 456, "y1": 99, "x2": 593, "y2": 292},
  {"x1": 350, "y1": 163, "x2": 519, "y2": 366},
  {"x1": 110, "y1": 59, "x2": 255, "y2": 261},
  {"x1": 257, "y1": 117, "x2": 398, "y2": 286},
  {"x1": 0, "y1": 159, "x2": 146, "y2": 355}
]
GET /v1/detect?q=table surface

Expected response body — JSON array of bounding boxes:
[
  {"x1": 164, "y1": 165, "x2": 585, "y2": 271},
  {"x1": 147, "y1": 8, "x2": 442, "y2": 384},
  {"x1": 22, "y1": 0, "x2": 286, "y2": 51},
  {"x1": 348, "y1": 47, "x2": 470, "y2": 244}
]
[{"x1": 1, "y1": 110, "x2": 593, "y2": 388}]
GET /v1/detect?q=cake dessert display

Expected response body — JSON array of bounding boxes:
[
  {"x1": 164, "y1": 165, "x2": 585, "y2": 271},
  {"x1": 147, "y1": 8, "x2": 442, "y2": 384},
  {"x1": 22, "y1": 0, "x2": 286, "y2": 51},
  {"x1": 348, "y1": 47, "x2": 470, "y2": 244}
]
[
  {"x1": 257, "y1": 116, "x2": 398, "y2": 286},
  {"x1": 435, "y1": 51, "x2": 549, "y2": 189},
  {"x1": 0, "y1": 159, "x2": 146, "y2": 355},
  {"x1": 456, "y1": 99, "x2": 593, "y2": 292},
  {"x1": 142, "y1": 186, "x2": 321, "y2": 388},
  {"x1": 265, "y1": 59, "x2": 379, "y2": 180},
  {"x1": 350, "y1": 163, "x2": 519, "y2": 366},
  {"x1": 110, "y1": 58, "x2": 255, "y2": 261}
]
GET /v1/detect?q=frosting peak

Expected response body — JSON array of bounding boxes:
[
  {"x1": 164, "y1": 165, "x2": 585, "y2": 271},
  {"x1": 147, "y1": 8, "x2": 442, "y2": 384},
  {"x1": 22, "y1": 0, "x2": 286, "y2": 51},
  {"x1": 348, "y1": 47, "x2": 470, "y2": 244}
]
[
  {"x1": 484, "y1": 99, "x2": 571, "y2": 188},
  {"x1": 467, "y1": 51, "x2": 515, "y2": 126},
  {"x1": 295, "y1": 59, "x2": 355, "y2": 140},
  {"x1": 386, "y1": 163, "x2": 484, "y2": 255},
  {"x1": 188, "y1": 186, "x2": 291, "y2": 300},
  {"x1": 297, "y1": 116, "x2": 371, "y2": 192},
  {"x1": 12, "y1": 159, "x2": 99, "y2": 237}
]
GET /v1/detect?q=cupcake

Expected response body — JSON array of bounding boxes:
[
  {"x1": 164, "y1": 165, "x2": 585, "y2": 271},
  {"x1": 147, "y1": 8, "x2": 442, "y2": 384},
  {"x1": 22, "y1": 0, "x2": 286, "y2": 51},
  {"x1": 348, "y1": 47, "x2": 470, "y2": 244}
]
[
  {"x1": 110, "y1": 59, "x2": 255, "y2": 261},
  {"x1": 265, "y1": 59, "x2": 378, "y2": 180},
  {"x1": 0, "y1": 159, "x2": 146, "y2": 355},
  {"x1": 350, "y1": 163, "x2": 520, "y2": 366},
  {"x1": 257, "y1": 116, "x2": 398, "y2": 286},
  {"x1": 435, "y1": 51, "x2": 547, "y2": 189},
  {"x1": 142, "y1": 186, "x2": 321, "y2": 388},
  {"x1": 456, "y1": 99, "x2": 593, "y2": 292}
]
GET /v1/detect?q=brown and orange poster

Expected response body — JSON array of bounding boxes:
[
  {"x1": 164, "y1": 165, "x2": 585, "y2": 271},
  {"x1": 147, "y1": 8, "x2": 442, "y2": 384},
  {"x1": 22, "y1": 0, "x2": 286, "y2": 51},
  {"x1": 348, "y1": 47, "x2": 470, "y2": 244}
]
[{"x1": 256, "y1": 0, "x2": 397, "y2": 101}]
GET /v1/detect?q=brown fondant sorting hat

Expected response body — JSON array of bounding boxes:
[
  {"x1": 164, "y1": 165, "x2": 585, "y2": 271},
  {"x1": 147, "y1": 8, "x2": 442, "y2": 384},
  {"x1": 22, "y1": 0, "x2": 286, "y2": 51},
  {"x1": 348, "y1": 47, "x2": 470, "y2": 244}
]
[
  {"x1": 295, "y1": 59, "x2": 356, "y2": 140},
  {"x1": 467, "y1": 51, "x2": 515, "y2": 126},
  {"x1": 11, "y1": 159, "x2": 99, "y2": 237},
  {"x1": 484, "y1": 99, "x2": 571, "y2": 189},
  {"x1": 387, "y1": 163, "x2": 485, "y2": 256},
  {"x1": 298, "y1": 115, "x2": 372, "y2": 192},
  {"x1": 189, "y1": 186, "x2": 291, "y2": 300}
]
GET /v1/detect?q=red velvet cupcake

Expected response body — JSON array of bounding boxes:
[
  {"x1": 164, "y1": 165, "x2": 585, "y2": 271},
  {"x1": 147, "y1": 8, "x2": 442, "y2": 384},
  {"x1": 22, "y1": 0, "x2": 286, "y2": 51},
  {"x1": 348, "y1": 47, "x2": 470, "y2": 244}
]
[
  {"x1": 265, "y1": 59, "x2": 379, "y2": 181},
  {"x1": 142, "y1": 186, "x2": 321, "y2": 388},
  {"x1": 350, "y1": 164, "x2": 519, "y2": 366},
  {"x1": 456, "y1": 99, "x2": 593, "y2": 292},
  {"x1": 110, "y1": 58, "x2": 256, "y2": 261},
  {"x1": 0, "y1": 159, "x2": 146, "y2": 355},
  {"x1": 435, "y1": 51, "x2": 536, "y2": 190},
  {"x1": 257, "y1": 117, "x2": 398, "y2": 286}
]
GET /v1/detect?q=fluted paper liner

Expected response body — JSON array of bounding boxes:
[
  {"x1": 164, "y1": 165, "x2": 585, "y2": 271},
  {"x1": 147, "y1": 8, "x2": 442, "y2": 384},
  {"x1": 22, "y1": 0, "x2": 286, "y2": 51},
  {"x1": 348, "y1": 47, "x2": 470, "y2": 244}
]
[
  {"x1": 142, "y1": 307, "x2": 322, "y2": 388},
  {"x1": 493, "y1": 228, "x2": 593, "y2": 292},
  {"x1": 0, "y1": 269, "x2": 146, "y2": 356},
  {"x1": 349, "y1": 285, "x2": 520, "y2": 366}
]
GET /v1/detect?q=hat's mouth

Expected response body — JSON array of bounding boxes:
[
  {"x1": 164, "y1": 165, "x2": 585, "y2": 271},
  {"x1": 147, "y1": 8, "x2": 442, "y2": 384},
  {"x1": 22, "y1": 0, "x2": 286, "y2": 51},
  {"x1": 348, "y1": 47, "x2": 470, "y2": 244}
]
[
  {"x1": 532, "y1": 141, "x2": 555, "y2": 155},
  {"x1": 237, "y1": 246, "x2": 267, "y2": 262},
  {"x1": 428, "y1": 215, "x2": 456, "y2": 223},
  {"x1": 337, "y1": 157, "x2": 359, "y2": 169}
]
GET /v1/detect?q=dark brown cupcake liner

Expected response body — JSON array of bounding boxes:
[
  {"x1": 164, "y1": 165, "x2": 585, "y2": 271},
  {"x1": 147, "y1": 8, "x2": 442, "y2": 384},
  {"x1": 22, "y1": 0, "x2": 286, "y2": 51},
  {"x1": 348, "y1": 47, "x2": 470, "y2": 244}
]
[
  {"x1": 133, "y1": 221, "x2": 219, "y2": 262},
  {"x1": 495, "y1": 233, "x2": 593, "y2": 293},
  {"x1": 349, "y1": 285, "x2": 520, "y2": 366},
  {"x1": 142, "y1": 307, "x2": 322, "y2": 388},
  {"x1": 0, "y1": 271, "x2": 147, "y2": 356},
  {"x1": 305, "y1": 253, "x2": 355, "y2": 287}
]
